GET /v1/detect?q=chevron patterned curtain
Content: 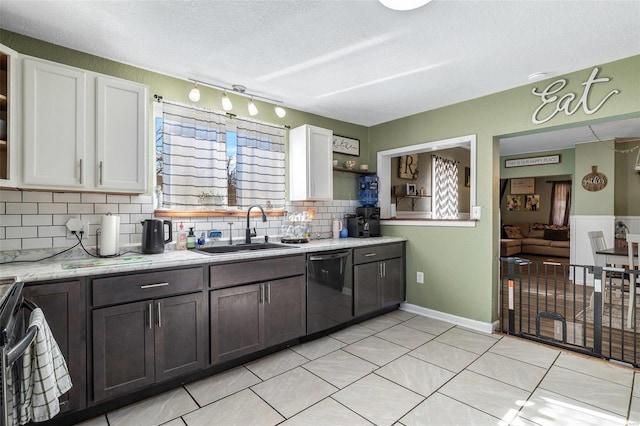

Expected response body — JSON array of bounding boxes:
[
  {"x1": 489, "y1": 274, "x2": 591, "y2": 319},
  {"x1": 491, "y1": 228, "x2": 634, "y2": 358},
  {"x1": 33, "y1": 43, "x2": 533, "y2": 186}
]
[{"x1": 432, "y1": 155, "x2": 459, "y2": 219}]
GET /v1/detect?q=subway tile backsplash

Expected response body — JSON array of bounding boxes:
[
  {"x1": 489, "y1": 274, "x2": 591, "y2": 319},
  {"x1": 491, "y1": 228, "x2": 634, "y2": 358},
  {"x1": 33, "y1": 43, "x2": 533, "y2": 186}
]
[{"x1": 0, "y1": 190, "x2": 359, "y2": 253}]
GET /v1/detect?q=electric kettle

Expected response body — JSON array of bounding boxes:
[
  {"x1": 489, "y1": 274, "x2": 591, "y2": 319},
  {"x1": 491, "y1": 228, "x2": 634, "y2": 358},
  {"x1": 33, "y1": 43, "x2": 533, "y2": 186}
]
[{"x1": 141, "y1": 219, "x2": 173, "y2": 254}]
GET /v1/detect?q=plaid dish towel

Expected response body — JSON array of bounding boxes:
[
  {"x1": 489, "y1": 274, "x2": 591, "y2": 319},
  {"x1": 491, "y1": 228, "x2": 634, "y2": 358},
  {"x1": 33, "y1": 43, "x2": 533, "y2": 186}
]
[{"x1": 18, "y1": 308, "x2": 72, "y2": 424}]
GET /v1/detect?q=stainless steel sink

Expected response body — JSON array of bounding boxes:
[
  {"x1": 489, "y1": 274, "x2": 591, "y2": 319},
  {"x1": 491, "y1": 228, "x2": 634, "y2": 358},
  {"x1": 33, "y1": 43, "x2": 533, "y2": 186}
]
[{"x1": 195, "y1": 242, "x2": 295, "y2": 255}]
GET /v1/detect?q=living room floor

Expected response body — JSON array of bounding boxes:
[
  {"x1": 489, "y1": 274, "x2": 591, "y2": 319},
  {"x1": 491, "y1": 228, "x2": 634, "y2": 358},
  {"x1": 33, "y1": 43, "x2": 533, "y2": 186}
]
[{"x1": 77, "y1": 310, "x2": 639, "y2": 426}]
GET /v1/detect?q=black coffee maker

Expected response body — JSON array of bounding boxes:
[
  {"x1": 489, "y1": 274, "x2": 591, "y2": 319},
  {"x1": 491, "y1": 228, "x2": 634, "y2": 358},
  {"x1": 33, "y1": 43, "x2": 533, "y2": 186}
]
[{"x1": 347, "y1": 207, "x2": 381, "y2": 238}]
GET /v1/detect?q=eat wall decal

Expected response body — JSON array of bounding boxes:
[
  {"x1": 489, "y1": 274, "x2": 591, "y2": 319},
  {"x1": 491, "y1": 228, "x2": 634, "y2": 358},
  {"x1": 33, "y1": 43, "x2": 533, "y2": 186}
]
[{"x1": 531, "y1": 67, "x2": 620, "y2": 125}]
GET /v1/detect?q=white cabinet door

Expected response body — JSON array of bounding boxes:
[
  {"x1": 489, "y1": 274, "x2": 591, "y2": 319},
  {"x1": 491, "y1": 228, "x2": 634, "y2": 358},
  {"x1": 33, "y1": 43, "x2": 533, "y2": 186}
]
[
  {"x1": 23, "y1": 58, "x2": 87, "y2": 188},
  {"x1": 0, "y1": 44, "x2": 20, "y2": 188},
  {"x1": 96, "y1": 76, "x2": 148, "y2": 192},
  {"x1": 289, "y1": 124, "x2": 333, "y2": 201}
]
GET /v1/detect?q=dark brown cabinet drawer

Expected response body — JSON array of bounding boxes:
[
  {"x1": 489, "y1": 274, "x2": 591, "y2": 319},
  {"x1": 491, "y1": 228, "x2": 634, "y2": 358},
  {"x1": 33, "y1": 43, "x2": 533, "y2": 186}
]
[
  {"x1": 353, "y1": 243, "x2": 404, "y2": 265},
  {"x1": 209, "y1": 254, "x2": 305, "y2": 289},
  {"x1": 92, "y1": 267, "x2": 203, "y2": 307}
]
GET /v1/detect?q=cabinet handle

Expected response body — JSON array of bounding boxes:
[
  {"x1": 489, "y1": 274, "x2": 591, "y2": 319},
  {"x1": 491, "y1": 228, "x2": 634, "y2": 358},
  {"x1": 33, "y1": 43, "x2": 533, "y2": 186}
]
[
  {"x1": 99, "y1": 161, "x2": 103, "y2": 185},
  {"x1": 364, "y1": 253, "x2": 377, "y2": 257},
  {"x1": 140, "y1": 282, "x2": 169, "y2": 289},
  {"x1": 379, "y1": 262, "x2": 383, "y2": 278},
  {"x1": 79, "y1": 159, "x2": 83, "y2": 184},
  {"x1": 260, "y1": 284, "x2": 264, "y2": 304},
  {"x1": 383, "y1": 262, "x2": 386, "y2": 278},
  {"x1": 148, "y1": 303, "x2": 152, "y2": 330},
  {"x1": 157, "y1": 301, "x2": 162, "y2": 328},
  {"x1": 267, "y1": 283, "x2": 271, "y2": 304}
]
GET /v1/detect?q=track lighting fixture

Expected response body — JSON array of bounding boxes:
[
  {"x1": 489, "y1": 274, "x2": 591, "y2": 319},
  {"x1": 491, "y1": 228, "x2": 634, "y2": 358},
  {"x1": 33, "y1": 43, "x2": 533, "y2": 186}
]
[
  {"x1": 188, "y1": 83, "x2": 200, "y2": 102},
  {"x1": 274, "y1": 106, "x2": 287, "y2": 118},
  {"x1": 187, "y1": 79, "x2": 286, "y2": 118},
  {"x1": 247, "y1": 98, "x2": 259, "y2": 116},
  {"x1": 221, "y1": 92, "x2": 233, "y2": 111},
  {"x1": 379, "y1": 0, "x2": 432, "y2": 11}
]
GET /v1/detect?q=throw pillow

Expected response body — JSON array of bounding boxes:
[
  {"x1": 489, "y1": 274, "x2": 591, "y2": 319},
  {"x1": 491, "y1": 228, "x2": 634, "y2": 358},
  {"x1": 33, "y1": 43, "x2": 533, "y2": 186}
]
[
  {"x1": 544, "y1": 229, "x2": 569, "y2": 241},
  {"x1": 504, "y1": 226, "x2": 524, "y2": 239}
]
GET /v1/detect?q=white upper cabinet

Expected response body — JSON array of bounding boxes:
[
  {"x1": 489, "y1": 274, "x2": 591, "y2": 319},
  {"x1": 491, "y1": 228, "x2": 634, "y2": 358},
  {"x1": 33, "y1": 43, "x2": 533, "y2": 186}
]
[
  {"x1": 289, "y1": 124, "x2": 333, "y2": 201},
  {"x1": 23, "y1": 58, "x2": 88, "y2": 189},
  {"x1": 0, "y1": 44, "x2": 20, "y2": 188},
  {"x1": 96, "y1": 76, "x2": 147, "y2": 192},
  {"x1": 22, "y1": 57, "x2": 148, "y2": 193}
]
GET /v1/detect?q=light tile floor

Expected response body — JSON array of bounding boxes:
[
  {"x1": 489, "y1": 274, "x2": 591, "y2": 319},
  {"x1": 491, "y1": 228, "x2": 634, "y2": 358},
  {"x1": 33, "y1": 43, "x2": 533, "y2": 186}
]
[{"x1": 76, "y1": 310, "x2": 640, "y2": 426}]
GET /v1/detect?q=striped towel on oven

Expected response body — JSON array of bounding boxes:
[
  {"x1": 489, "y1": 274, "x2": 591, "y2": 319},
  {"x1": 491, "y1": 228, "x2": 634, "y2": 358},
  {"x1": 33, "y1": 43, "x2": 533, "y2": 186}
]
[{"x1": 18, "y1": 308, "x2": 72, "y2": 424}]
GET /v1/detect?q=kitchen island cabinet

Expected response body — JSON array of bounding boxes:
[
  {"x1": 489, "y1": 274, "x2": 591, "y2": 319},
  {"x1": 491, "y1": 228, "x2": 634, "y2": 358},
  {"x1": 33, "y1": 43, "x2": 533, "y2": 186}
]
[
  {"x1": 209, "y1": 255, "x2": 305, "y2": 365},
  {"x1": 353, "y1": 242, "x2": 406, "y2": 317},
  {"x1": 24, "y1": 279, "x2": 86, "y2": 414},
  {"x1": 90, "y1": 266, "x2": 205, "y2": 404}
]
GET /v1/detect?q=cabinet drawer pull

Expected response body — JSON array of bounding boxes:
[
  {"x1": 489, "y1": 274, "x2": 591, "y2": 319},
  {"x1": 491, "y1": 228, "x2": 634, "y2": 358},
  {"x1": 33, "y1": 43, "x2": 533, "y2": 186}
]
[
  {"x1": 157, "y1": 301, "x2": 162, "y2": 328},
  {"x1": 99, "y1": 161, "x2": 103, "y2": 185},
  {"x1": 364, "y1": 253, "x2": 377, "y2": 257},
  {"x1": 140, "y1": 282, "x2": 169, "y2": 289},
  {"x1": 79, "y1": 159, "x2": 83, "y2": 184},
  {"x1": 267, "y1": 283, "x2": 271, "y2": 304},
  {"x1": 148, "y1": 303, "x2": 152, "y2": 330}
]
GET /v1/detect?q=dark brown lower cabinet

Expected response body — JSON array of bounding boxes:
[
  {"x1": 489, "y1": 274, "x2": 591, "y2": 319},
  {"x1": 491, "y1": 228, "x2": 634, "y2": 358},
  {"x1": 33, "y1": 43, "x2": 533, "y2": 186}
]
[
  {"x1": 210, "y1": 275, "x2": 305, "y2": 365},
  {"x1": 92, "y1": 292, "x2": 204, "y2": 403},
  {"x1": 24, "y1": 279, "x2": 86, "y2": 413}
]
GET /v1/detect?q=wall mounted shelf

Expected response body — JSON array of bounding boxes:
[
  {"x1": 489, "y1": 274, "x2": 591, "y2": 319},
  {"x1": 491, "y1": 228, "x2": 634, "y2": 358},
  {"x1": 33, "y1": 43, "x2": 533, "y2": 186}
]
[
  {"x1": 393, "y1": 194, "x2": 430, "y2": 211},
  {"x1": 333, "y1": 166, "x2": 375, "y2": 175}
]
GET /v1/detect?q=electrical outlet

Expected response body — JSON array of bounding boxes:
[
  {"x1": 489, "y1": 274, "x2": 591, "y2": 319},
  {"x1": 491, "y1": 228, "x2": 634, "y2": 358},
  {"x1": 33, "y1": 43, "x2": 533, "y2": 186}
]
[
  {"x1": 66, "y1": 218, "x2": 89, "y2": 239},
  {"x1": 416, "y1": 271, "x2": 424, "y2": 284}
]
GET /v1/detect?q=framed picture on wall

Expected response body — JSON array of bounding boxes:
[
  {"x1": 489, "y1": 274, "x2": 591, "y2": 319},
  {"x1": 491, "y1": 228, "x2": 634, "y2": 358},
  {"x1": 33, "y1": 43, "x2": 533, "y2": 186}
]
[
  {"x1": 399, "y1": 155, "x2": 419, "y2": 179},
  {"x1": 332, "y1": 135, "x2": 360, "y2": 156},
  {"x1": 510, "y1": 178, "x2": 535, "y2": 194},
  {"x1": 525, "y1": 194, "x2": 540, "y2": 211},
  {"x1": 506, "y1": 195, "x2": 522, "y2": 211},
  {"x1": 406, "y1": 183, "x2": 417, "y2": 195}
]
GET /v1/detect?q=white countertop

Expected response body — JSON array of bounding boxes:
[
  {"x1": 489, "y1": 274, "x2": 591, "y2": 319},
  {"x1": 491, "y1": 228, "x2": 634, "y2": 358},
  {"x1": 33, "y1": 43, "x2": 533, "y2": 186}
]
[{"x1": 1, "y1": 237, "x2": 406, "y2": 283}]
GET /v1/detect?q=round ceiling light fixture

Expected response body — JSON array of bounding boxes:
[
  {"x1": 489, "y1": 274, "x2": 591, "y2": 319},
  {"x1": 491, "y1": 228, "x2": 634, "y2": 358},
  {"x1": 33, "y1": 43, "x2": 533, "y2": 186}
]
[
  {"x1": 379, "y1": 0, "x2": 433, "y2": 11},
  {"x1": 188, "y1": 83, "x2": 201, "y2": 102}
]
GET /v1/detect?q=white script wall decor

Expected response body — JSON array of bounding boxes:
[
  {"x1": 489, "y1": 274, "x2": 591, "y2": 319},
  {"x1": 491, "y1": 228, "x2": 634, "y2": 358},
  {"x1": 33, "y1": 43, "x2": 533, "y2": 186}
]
[{"x1": 531, "y1": 67, "x2": 620, "y2": 125}]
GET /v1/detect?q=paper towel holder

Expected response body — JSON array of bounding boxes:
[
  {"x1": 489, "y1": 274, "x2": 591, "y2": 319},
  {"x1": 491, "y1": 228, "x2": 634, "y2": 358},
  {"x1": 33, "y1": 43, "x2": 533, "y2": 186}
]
[{"x1": 96, "y1": 212, "x2": 121, "y2": 258}]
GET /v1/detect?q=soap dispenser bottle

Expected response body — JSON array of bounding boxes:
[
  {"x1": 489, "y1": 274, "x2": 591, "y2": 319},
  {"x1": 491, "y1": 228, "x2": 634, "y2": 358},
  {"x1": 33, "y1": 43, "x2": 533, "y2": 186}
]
[
  {"x1": 178, "y1": 222, "x2": 187, "y2": 250},
  {"x1": 187, "y1": 227, "x2": 197, "y2": 249}
]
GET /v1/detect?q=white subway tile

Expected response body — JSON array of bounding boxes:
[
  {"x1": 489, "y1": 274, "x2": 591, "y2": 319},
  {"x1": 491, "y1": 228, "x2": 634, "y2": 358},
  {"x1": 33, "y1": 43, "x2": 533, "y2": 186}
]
[
  {"x1": 54, "y1": 193, "x2": 82, "y2": 203},
  {"x1": 0, "y1": 215, "x2": 21, "y2": 226},
  {"x1": 95, "y1": 204, "x2": 119, "y2": 214},
  {"x1": 0, "y1": 190, "x2": 22, "y2": 202},
  {"x1": 107, "y1": 195, "x2": 131, "y2": 204},
  {"x1": 118, "y1": 204, "x2": 141, "y2": 214},
  {"x1": 0, "y1": 239, "x2": 21, "y2": 251},
  {"x1": 39, "y1": 203, "x2": 68, "y2": 214},
  {"x1": 6, "y1": 226, "x2": 38, "y2": 239},
  {"x1": 0, "y1": 203, "x2": 4, "y2": 215},
  {"x1": 52, "y1": 237, "x2": 73, "y2": 248},
  {"x1": 23, "y1": 215, "x2": 53, "y2": 226},
  {"x1": 130, "y1": 195, "x2": 152, "y2": 204},
  {"x1": 6, "y1": 203, "x2": 38, "y2": 214},
  {"x1": 82, "y1": 193, "x2": 106, "y2": 203},
  {"x1": 119, "y1": 223, "x2": 136, "y2": 234},
  {"x1": 68, "y1": 203, "x2": 95, "y2": 214},
  {"x1": 0, "y1": 228, "x2": 4, "y2": 239},
  {"x1": 22, "y1": 238, "x2": 53, "y2": 250},
  {"x1": 38, "y1": 225, "x2": 67, "y2": 238},
  {"x1": 23, "y1": 192, "x2": 53, "y2": 203},
  {"x1": 141, "y1": 204, "x2": 155, "y2": 214}
]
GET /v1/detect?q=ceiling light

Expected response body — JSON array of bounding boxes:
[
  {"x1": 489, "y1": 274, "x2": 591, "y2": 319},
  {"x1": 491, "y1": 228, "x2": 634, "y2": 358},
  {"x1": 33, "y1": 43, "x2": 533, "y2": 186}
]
[
  {"x1": 248, "y1": 98, "x2": 259, "y2": 116},
  {"x1": 188, "y1": 83, "x2": 200, "y2": 102},
  {"x1": 379, "y1": 0, "x2": 432, "y2": 11},
  {"x1": 221, "y1": 92, "x2": 233, "y2": 111},
  {"x1": 274, "y1": 106, "x2": 286, "y2": 118}
]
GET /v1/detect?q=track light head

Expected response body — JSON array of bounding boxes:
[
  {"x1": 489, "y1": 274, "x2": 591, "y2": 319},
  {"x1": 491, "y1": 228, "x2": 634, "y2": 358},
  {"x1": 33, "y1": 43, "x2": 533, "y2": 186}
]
[
  {"x1": 274, "y1": 106, "x2": 286, "y2": 118},
  {"x1": 221, "y1": 92, "x2": 233, "y2": 111},
  {"x1": 248, "y1": 98, "x2": 259, "y2": 116},
  {"x1": 188, "y1": 83, "x2": 200, "y2": 102}
]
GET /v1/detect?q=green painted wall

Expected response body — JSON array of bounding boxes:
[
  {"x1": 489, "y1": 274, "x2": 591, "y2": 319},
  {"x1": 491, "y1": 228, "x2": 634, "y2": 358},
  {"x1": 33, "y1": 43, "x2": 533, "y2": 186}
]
[
  {"x1": 0, "y1": 29, "x2": 367, "y2": 200},
  {"x1": 615, "y1": 141, "x2": 640, "y2": 216},
  {"x1": 574, "y1": 142, "x2": 616, "y2": 215},
  {"x1": 369, "y1": 55, "x2": 640, "y2": 323}
]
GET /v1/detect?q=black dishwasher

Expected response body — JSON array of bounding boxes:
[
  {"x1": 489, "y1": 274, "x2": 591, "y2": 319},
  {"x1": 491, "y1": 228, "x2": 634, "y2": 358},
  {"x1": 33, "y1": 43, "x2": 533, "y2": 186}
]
[{"x1": 306, "y1": 250, "x2": 353, "y2": 335}]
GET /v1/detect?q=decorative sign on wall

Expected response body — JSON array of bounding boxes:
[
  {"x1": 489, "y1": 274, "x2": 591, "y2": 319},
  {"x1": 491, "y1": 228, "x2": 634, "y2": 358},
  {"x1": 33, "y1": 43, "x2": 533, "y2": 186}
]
[
  {"x1": 510, "y1": 177, "x2": 535, "y2": 194},
  {"x1": 399, "y1": 155, "x2": 419, "y2": 179},
  {"x1": 531, "y1": 67, "x2": 620, "y2": 125},
  {"x1": 505, "y1": 154, "x2": 561, "y2": 168},
  {"x1": 332, "y1": 135, "x2": 360, "y2": 156},
  {"x1": 582, "y1": 165, "x2": 608, "y2": 191}
]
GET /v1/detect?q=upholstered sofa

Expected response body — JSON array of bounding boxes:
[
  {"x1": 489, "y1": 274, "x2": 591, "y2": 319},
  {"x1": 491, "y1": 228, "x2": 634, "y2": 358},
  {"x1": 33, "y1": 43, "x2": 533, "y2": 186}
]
[{"x1": 500, "y1": 223, "x2": 570, "y2": 258}]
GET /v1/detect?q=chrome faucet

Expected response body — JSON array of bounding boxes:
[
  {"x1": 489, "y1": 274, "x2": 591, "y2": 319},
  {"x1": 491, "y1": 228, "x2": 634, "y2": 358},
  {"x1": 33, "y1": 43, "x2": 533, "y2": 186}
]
[{"x1": 246, "y1": 204, "x2": 267, "y2": 244}]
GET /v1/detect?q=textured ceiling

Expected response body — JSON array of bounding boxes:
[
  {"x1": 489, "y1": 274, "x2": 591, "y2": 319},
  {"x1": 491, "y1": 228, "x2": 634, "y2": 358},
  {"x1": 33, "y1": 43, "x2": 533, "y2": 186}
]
[{"x1": 1, "y1": 0, "x2": 639, "y2": 153}]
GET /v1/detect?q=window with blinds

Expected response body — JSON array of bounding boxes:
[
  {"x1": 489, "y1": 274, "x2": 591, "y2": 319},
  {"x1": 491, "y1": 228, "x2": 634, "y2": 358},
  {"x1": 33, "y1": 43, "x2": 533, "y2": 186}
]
[{"x1": 156, "y1": 101, "x2": 286, "y2": 210}]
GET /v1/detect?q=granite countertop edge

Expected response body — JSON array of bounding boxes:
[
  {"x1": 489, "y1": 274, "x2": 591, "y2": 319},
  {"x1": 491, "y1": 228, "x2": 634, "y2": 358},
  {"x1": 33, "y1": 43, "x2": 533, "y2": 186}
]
[{"x1": 2, "y1": 237, "x2": 407, "y2": 283}]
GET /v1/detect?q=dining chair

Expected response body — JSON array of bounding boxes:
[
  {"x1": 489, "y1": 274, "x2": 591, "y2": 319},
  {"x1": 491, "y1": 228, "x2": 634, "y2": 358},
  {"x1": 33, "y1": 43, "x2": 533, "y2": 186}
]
[
  {"x1": 626, "y1": 233, "x2": 639, "y2": 327},
  {"x1": 588, "y1": 231, "x2": 607, "y2": 266}
]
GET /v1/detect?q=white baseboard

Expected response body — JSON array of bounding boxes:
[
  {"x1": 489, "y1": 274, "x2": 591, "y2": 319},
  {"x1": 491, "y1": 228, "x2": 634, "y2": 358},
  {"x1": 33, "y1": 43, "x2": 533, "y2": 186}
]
[{"x1": 400, "y1": 302, "x2": 496, "y2": 334}]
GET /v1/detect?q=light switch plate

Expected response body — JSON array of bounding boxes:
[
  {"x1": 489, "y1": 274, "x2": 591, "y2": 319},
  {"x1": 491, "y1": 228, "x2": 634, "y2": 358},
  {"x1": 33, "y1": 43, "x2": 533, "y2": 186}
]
[{"x1": 472, "y1": 206, "x2": 481, "y2": 219}]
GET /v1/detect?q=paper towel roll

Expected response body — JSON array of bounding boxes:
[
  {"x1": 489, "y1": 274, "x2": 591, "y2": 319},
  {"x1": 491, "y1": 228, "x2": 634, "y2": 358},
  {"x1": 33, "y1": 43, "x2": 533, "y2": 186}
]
[
  {"x1": 390, "y1": 203, "x2": 397, "y2": 218},
  {"x1": 100, "y1": 214, "x2": 120, "y2": 256}
]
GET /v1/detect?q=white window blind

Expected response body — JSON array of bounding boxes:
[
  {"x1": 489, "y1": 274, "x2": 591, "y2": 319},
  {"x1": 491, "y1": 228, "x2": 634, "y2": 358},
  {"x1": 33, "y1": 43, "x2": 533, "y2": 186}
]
[{"x1": 161, "y1": 103, "x2": 227, "y2": 208}]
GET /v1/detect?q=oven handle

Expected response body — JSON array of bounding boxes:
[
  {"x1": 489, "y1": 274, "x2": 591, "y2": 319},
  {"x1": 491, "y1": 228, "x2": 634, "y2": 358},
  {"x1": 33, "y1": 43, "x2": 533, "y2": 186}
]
[
  {"x1": 308, "y1": 252, "x2": 350, "y2": 261},
  {"x1": 7, "y1": 299, "x2": 39, "y2": 366}
]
